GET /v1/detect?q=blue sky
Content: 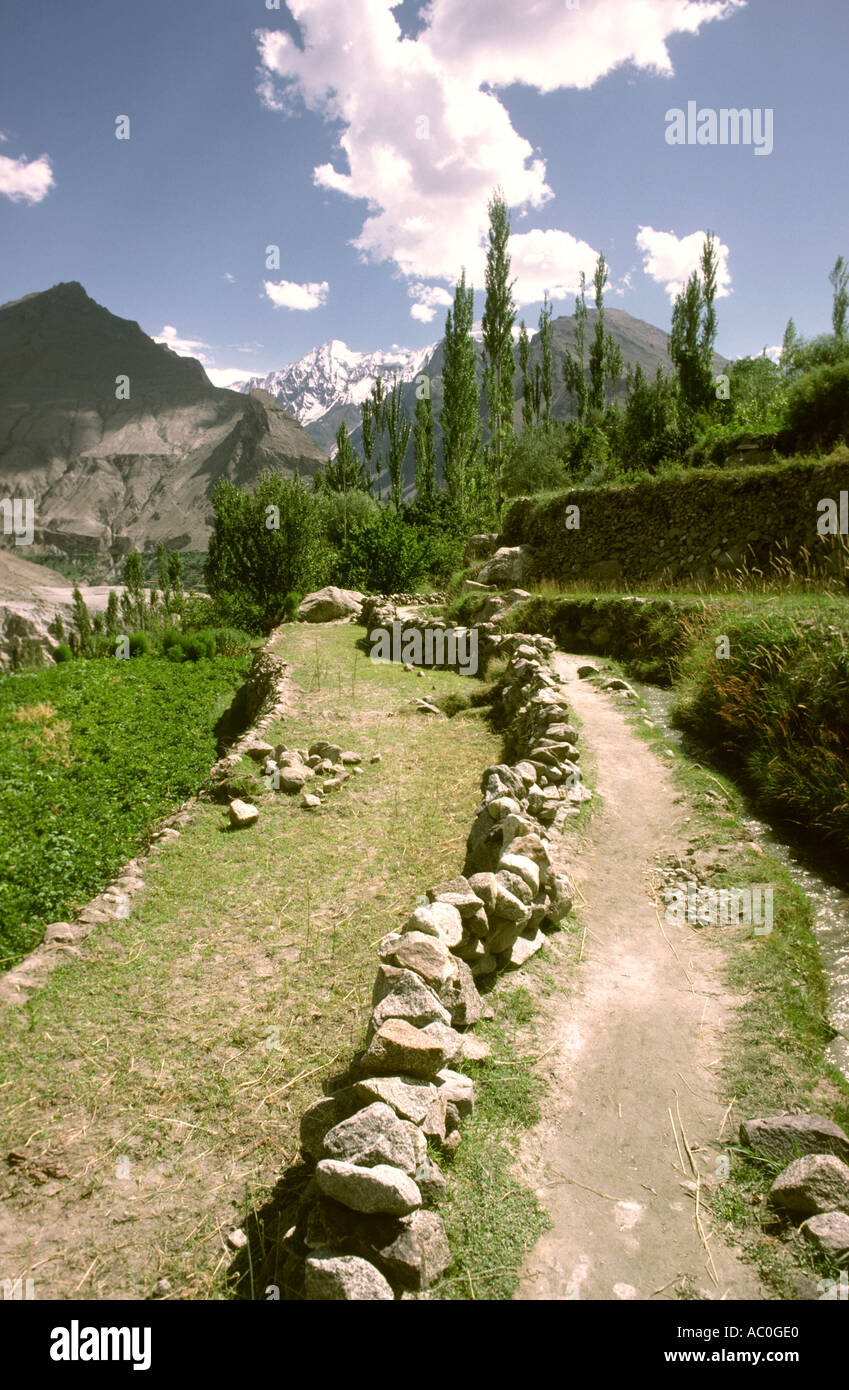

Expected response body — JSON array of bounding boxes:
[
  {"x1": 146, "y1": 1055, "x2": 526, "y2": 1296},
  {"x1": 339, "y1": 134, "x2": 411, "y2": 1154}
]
[{"x1": 1, "y1": 0, "x2": 847, "y2": 384}]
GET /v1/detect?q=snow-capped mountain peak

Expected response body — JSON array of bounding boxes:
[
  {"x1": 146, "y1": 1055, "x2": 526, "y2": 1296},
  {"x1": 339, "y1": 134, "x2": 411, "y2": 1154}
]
[{"x1": 232, "y1": 338, "x2": 437, "y2": 425}]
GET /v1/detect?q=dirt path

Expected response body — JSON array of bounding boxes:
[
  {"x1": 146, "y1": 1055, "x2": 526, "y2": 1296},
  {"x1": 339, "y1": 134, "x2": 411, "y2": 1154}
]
[{"x1": 515, "y1": 654, "x2": 763, "y2": 1302}]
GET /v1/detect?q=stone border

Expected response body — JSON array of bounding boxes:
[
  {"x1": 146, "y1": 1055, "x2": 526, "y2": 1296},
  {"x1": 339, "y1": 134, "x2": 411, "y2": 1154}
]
[{"x1": 273, "y1": 601, "x2": 592, "y2": 1299}]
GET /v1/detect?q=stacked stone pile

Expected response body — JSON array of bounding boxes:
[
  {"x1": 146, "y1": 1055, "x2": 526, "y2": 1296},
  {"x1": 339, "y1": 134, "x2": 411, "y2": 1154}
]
[{"x1": 278, "y1": 610, "x2": 589, "y2": 1298}]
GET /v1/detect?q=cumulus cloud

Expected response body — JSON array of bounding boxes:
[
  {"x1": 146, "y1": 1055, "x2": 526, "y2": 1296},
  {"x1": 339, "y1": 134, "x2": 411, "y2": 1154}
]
[
  {"x1": 153, "y1": 325, "x2": 212, "y2": 360},
  {"x1": 636, "y1": 225, "x2": 732, "y2": 300},
  {"x1": 255, "y1": 0, "x2": 742, "y2": 299},
  {"x1": 264, "y1": 278, "x2": 329, "y2": 310},
  {"x1": 0, "y1": 150, "x2": 55, "y2": 204},
  {"x1": 224, "y1": 272, "x2": 236, "y2": 283},
  {"x1": 408, "y1": 282, "x2": 454, "y2": 322}
]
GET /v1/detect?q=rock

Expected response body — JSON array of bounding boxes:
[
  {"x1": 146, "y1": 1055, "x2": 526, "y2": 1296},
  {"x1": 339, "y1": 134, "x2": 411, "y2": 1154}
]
[
  {"x1": 415, "y1": 1154, "x2": 448, "y2": 1204},
  {"x1": 576, "y1": 663, "x2": 599, "y2": 678},
  {"x1": 301, "y1": 793, "x2": 322, "y2": 810},
  {"x1": 353, "y1": 1075, "x2": 440, "y2": 1127},
  {"x1": 545, "y1": 872, "x2": 577, "y2": 923},
  {"x1": 227, "y1": 1228, "x2": 248, "y2": 1250},
  {"x1": 453, "y1": 928, "x2": 487, "y2": 962},
  {"x1": 323, "y1": 774, "x2": 348, "y2": 791},
  {"x1": 419, "y1": 1020, "x2": 466, "y2": 1064},
  {"x1": 799, "y1": 1211, "x2": 849, "y2": 1260},
  {"x1": 507, "y1": 929, "x2": 547, "y2": 968},
  {"x1": 358, "y1": 1018, "x2": 453, "y2": 1079},
  {"x1": 740, "y1": 1114, "x2": 849, "y2": 1166},
  {"x1": 371, "y1": 1209, "x2": 451, "y2": 1291},
  {"x1": 304, "y1": 1252, "x2": 395, "y2": 1300},
  {"x1": 380, "y1": 931, "x2": 459, "y2": 989},
  {"x1": 464, "y1": 533, "x2": 499, "y2": 564},
  {"x1": 544, "y1": 723, "x2": 579, "y2": 742},
  {"x1": 370, "y1": 753, "x2": 382, "y2": 763},
  {"x1": 502, "y1": 833, "x2": 553, "y2": 881},
  {"x1": 463, "y1": 903, "x2": 490, "y2": 938},
  {"x1": 228, "y1": 799, "x2": 258, "y2": 827},
  {"x1": 415, "y1": 701, "x2": 442, "y2": 716},
  {"x1": 245, "y1": 741, "x2": 275, "y2": 762},
  {"x1": 340, "y1": 751, "x2": 362, "y2": 765},
  {"x1": 476, "y1": 545, "x2": 532, "y2": 587},
  {"x1": 309, "y1": 740, "x2": 343, "y2": 762},
  {"x1": 315, "y1": 1160, "x2": 422, "y2": 1215},
  {"x1": 43, "y1": 922, "x2": 75, "y2": 944},
  {"x1": 487, "y1": 916, "x2": 523, "y2": 954},
  {"x1": 435, "y1": 1069, "x2": 475, "y2": 1118},
  {"x1": 498, "y1": 853, "x2": 541, "y2": 897},
  {"x1": 493, "y1": 871, "x2": 534, "y2": 916},
  {"x1": 298, "y1": 586, "x2": 364, "y2": 622},
  {"x1": 371, "y1": 973, "x2": 452, "y2": 1031},
  {"x1": 769, "y1": 1154, "x2": 849, "y2": 1216},
  {"x1": 300, "y1": 1088, "x2": 361, "y2": 1160},
  {"x1": 278, "y1": 767, "x2": 309, "y2": 793},
  {"x1": 322, "y1": 1102, "x2": 422, "y2": 1175},
  {"x1": 470, "y1": 952, "x2": 498, "y2": 978},
  {"x1": 459, "y1": 1034, "x2": 491, "y2": 1061},
  {"x1": 442, "y1": 958, "x2": 485, "y2": 1028},
  {"x1": 403, "y1": 902, "x2": 463, "y2": 950},
  {"x1": 427, "y1": 877, "x2": 484, "y2": 918}
]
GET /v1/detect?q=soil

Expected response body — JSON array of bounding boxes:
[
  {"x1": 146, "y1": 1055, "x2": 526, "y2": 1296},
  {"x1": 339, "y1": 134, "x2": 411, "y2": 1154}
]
[{"x1": 515, "y1": 654, "x2": 764, "y2": 1301}]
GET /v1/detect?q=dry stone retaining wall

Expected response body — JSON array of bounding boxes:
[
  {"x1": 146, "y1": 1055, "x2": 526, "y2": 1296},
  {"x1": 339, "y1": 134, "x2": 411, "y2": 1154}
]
[{"x1": 277, "y1": 602, "x2": 591, "y2": 1299}]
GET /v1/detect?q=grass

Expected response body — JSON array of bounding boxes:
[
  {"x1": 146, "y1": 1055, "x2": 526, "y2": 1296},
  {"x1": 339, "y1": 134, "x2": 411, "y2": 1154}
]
[
  {"x1": 0, "y1": 623, "x2": 507, "y2": 1300},
  {"x1": 0, "y1": 653, "x2": 251, "y2": 969}
]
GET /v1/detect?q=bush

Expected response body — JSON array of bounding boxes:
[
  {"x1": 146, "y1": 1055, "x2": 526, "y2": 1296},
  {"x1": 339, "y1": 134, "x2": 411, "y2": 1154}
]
[
  {"x1": 334, "y1": 509, "x2": 441, "y2": 593},
  {"x1": 52, "y1": 643, "x2": 73, "y2": 663},
  {"x1": 781, "y1": 360, "x2": 849, "y2": 452},
  {"x1": 282, "y1": 592, "x2": 301, "y2": 623},
  {"x1": 128, "y1": 632, "x2": 152, "y2": 657}
]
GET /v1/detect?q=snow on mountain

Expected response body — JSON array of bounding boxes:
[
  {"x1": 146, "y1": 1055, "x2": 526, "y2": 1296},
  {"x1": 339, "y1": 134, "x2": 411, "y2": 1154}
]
[{"x1": 232, "y1": 338, "x2": 438, "y2": 425}]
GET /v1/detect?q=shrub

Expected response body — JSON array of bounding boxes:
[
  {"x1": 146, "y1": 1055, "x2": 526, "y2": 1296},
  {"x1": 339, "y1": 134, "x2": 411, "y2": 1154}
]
[
  {"x1": 52, "y1": 643, "x2": 73, "y2": 663},
  {"x1": 781, "y1": 360, "x2": 849, "y2": 452},
  {"x1": 128, "y1": 631, "x2": 152, "y2": 657}
]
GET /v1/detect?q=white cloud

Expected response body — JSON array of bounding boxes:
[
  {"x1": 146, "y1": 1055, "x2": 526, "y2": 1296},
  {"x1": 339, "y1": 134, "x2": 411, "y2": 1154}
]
[
  {"x1": 255, "y1": 0, "x2": 742, "y2": 299},
  {"x1": 636, "y1": 225, "x2": 732, "y2": 300},
  {"x1": 508, "y1": 228, "x2": 601, "y2": 308},
  {"x1": 153, "y1": 324, "x2": 212, "y2": 360},
  {"x1": 0, "y1": 150, "x2": 54, "y2": 204},
  {"x1": 204, "y1": 367, "x2": 255, "y2": 388},
  {"x1": 224, "y1": 272, "x2": 236, "y2": 283},
  {"x1": 408, "y1": 281, "x2": 454, "y2": 322},
  {"x1": 264, "y1": 278, "x2": 329, "y2": 310}
]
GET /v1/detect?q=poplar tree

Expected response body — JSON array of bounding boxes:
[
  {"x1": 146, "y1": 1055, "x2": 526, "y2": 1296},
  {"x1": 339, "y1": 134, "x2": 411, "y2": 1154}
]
[
  {"x1": 440, "y1": 268, "x2": 479, "y2": 513},
  {"x1": 413, "y1": 389, "x2": 436, "y2": 510},
  {"x1": 71, "y1": 584, "x2": 93, "y2": 656},
  {"x1": 830, "y1": 255, "x2": 848, "y2": 341},
  {"x1": 563, "y1": 272, "x2": 589, "y2": 424},
  {"x1": 539, "y1": 290, "x2": 554, "y2": 424},
  {"x1": 517, "y1": 321, "x2": 534, "y2": 432},
  {"x1": 384, "y1": 376, "x2": 413, "y2": 510},
  {"x1": 481, "y1": 188, "x2": 516, "y2": 510}
]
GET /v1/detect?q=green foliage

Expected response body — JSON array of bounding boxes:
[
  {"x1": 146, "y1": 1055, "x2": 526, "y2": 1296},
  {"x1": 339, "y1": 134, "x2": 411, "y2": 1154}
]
[
  {"x1": 333, "y1": 507, "x2": 445, "y2": 593},
  {"x1": 830, "y1": 254, "x2": 848, "y2": 342},
  {"x1": 562, "y1": 272, "x2": 589, "y2": 425},
  {"x1": 71, "y1": 584, "x2": 93, "y2": 657},
  {"x1": 441, "y1": 268, "x2": 480, "y2": 513},
  {"x1": 503, "y1": 422, "x2": 570, "y2": 497},
  {"x1": 384, "y1": 376, "x2": 413, "y2": 511},
  {"x1": 314, "y1": 421, "x2": 368, "y2": 507},
  {"x1": 781, "y1": 359, "x2": 849, "y2": 451},
  {"x1": 128, "y1": 631, "x2": 152, "y2": 656},
  {"x1": 621, "y1": 362, "x2": 688, "y2": 472},
  {"x1": 0, "y1": 654, "x2": 250, "y2": 969},
  {"x1": 205, "y1": 471, "x2": 330, "y2": 630},
  {"x1": 481, "y1": 187, "x2": 516, "y2": 508},
  {"x1": 52, "y1": 643, "x2": 73, "y2": 663},
  {"x1": 413, "y1": 389, "x2": 437, "y2": 510}
]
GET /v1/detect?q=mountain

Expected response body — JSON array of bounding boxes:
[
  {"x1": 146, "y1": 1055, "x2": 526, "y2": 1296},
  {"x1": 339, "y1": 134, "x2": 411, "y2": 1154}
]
[
  {"x1": 233, "y1": 339, "x2": 437, "y2": 455},
  {"x1": 0, "y1": 282, "x2": 327, "y2": 558},
  {"x1": 338, "y1": 307, "x2": 726, "y2": 497}
]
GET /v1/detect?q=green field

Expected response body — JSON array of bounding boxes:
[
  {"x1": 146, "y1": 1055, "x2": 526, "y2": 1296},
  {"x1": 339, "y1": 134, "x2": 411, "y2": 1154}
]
[{"x1": 0, "y1": 654, "x2": 250, "y2": 969}]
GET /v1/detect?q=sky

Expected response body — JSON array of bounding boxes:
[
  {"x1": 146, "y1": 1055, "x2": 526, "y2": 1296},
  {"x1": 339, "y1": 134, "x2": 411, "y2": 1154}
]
[{"x1": 1, "y1": 0, "x2": 847, "y2": 385}]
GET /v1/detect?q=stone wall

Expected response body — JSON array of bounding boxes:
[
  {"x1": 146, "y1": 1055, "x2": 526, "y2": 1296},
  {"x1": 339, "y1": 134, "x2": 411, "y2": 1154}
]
[
  {"x1": 501, "y1": 457, "x2": 849, "y2": 586},
  {"x1": 275, "y1": 606, "x2": 592, "y2": 1299}
]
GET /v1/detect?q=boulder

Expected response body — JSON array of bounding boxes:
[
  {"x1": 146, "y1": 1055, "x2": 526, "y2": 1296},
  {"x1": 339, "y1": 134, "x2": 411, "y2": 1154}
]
[
  {"x1": 740, "y1": 1114, "x2": 849, "y2": 1166},
  {"x1": 315, "y1": 1159, "x2": 422, "y2": 1216},
  {"x1": 298, "y1": 587, "x2": 364, "y2": 622},
  {"x1": 370, "y1": 972, "x2": 452, "y2": 1031},
  {"x1": 379, "y1": 932, "x2": 458, "y2": 989},
  {"x1": 476, "y1": 545, "x2": 532, "y2": 587},
  {"x1": 799, "y1": 1211, "x2": 849, "y2": 1260},
  {"x1": 435, "y1": 1069, "x2": 475, "y2": 1118},
  {"x1": 304, "y1": 1252, "x2": 395, "y2": 1301},
  {"x1": 439, "y1": 957, "x2": 486, "y2": 1028},
  {"x1": 507, "y1": 929, "x2": 547, "y2": 969},
  {"x1": 769, "y1": 1154, "x2": 849, "y2": 1216},
  {"x1": 370, "y1": 1209, "x2": 451, "y2": 1291},
  {"x1": 353, "y1": 1075, "x2": 441, "y2": 1127},
  {"x1": 228, "y1": 799, "x2": 258, "y2": 827},
  {"x1": 322, "y1": 1101, "x2": 422, "y2": 1175},
  {"x1": 403, "y1": 902, "x2": 463, "y2": 950},
  {"x1": 300, "y1": 1088, "x2": 362, "y2": 1160},
  {"x1": 576, "y1": 663, "x2": 599, "y2": 678},
  {"x1": 358, "y1": 1018, "x2": 453, "y2": 1079}
]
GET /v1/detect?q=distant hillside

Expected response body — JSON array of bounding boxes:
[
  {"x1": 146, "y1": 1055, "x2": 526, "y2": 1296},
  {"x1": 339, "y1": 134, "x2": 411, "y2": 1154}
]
[{"x1": 0, "y1": 282, "x2": 327, "y2": 557}]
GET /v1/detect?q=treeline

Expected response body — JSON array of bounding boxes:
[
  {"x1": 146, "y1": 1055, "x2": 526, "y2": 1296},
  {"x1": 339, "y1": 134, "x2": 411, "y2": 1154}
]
[{"x1": 506, "y1": 247, "x2": 849, "y2": 495}]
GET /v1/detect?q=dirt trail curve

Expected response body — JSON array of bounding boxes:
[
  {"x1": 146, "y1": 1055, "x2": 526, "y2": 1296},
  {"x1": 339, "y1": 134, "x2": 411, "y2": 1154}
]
[{"x1": 516, "y1": 653, "x2": 763, "y2": 1302}]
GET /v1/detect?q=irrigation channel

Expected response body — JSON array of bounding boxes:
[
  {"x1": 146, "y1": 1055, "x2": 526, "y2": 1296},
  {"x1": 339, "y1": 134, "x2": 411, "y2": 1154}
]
[{"x1": 631, "y1": 679, "x2": 849, "y2": 1083}]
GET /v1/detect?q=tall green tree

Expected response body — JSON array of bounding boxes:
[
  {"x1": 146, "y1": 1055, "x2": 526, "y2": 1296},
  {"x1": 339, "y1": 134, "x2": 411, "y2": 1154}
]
[
  {"x1": 105, "y1": 589, "x2": 120, "y2": 638},
  {"x1": 830, "y1": 254, "x2": 848, "y2": 341},
  {"x1": 413, "y1": 388, "x2": 436, "y2": 511},
  {"x1": 317, "y1": 421, "x2": 368, "y2": 543},
  {"x1": 517, "y1": 320, "x2": 534, "y2": 432},
  {"x1": 121, "y1": 550, "x2": 147, "y2": 630},
  {"x1": 669, "y1": 232, "x2": 720, "y2": 414},
  {"x1": 440, "y1": 267, "x2": 480, "y2": 513},
  {"x1": 156, "y1": 542, "x2": 171, "y2": 613},
  {"x1": 384, "y1": 376, "x2": 413, "y2": 510},
  {"x1": 481, "y1": 188, "x2": 516, "y2": 510},
  {"x1": 361, "y1": 377, "x2": 387, "y2": 498},
  {"x1": 71, "y1": 584, "x2": 93, "y2": 656},
  {"x1": 538, "y1": 290, "x2": 554, "y2": 424},
  {"x1": 563, "y1": 272, "x2": 589, "y2": 425}
]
